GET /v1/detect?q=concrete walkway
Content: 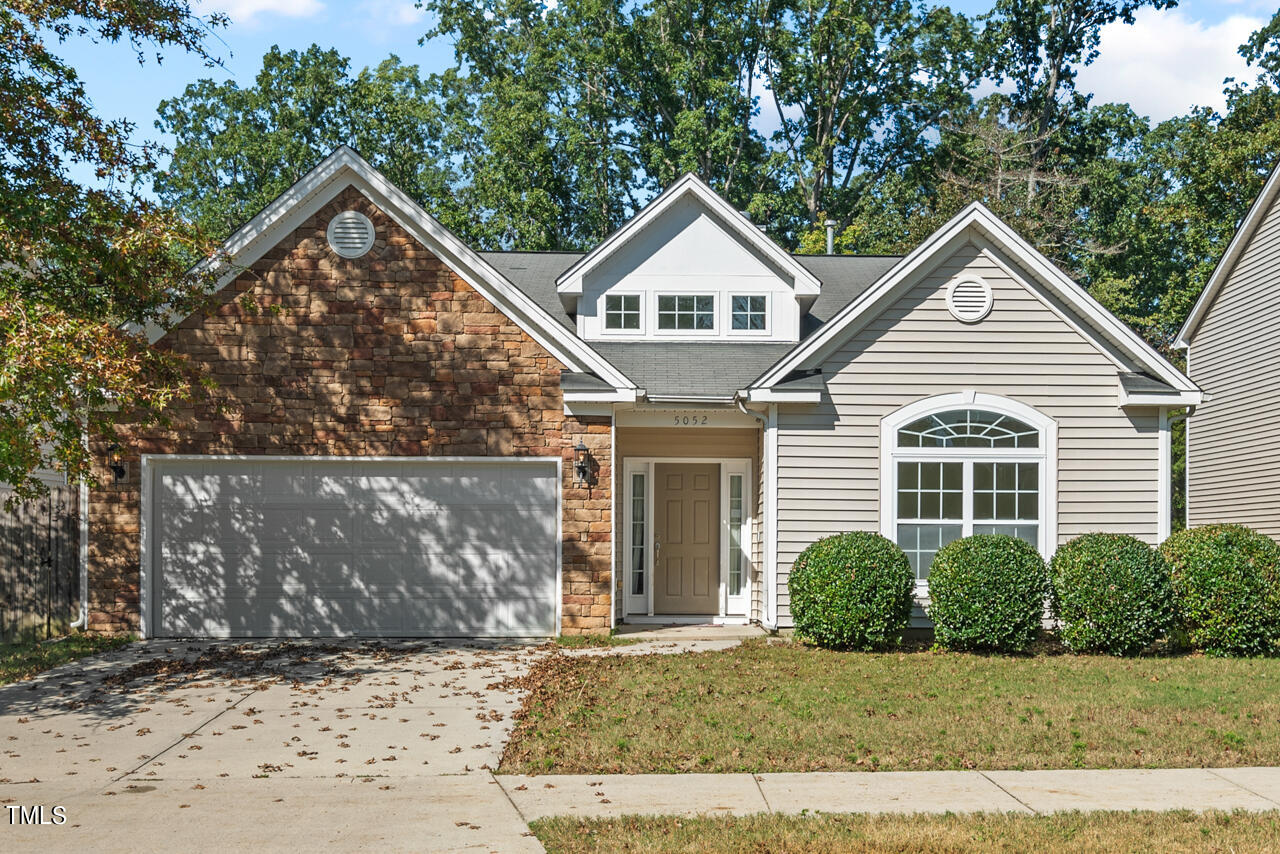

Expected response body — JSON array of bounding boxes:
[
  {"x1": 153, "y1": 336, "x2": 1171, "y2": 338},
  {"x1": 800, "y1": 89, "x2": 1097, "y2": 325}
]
[{"x1": 498, "y1": 767, "x2": 1280, "y2": 821}]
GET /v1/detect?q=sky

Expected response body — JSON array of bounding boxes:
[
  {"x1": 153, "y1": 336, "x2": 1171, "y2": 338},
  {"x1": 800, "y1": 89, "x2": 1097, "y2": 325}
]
[{"x1": 57, "y1": 0, "x2": 1279, "y2": 184}]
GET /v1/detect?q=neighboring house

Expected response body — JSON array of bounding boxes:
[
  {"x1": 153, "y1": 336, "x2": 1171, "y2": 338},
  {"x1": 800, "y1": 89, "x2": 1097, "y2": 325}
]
[
  {"x1": 1176, "y1": 162, "x2": 1280, "y2": 539},
  {"x1": 85, "y1": 147, "x2": 1200, "y2": 637}
]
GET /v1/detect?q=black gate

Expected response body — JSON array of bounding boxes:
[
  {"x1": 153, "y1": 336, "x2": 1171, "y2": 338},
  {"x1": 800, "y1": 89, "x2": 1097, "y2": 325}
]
[{"x1": 0, "y1": 484, "x2": 80, "y2": 643}]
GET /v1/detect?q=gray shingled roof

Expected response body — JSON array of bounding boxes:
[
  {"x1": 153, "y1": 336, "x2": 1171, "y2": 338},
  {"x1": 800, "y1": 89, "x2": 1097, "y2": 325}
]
[
  {"x1": 479, "y1": 250, "x2": 903, "y2": 396},
  {"x1": 591, "y1": 342, "x2": 797, "y2": 398}
]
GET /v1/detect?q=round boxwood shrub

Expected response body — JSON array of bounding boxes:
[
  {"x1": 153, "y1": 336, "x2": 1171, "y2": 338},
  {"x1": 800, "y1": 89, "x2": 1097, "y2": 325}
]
[
  {"x1": 1049, "y1": 533, "x2": 1178, "y2": 655},
  {"x1": 1159, "y1": 524, "x2": 1280, "y2": 656},
  {"x1": 927, "y1": 534, "x2": 1048, "y2": 653},
  {"x1": 788, "y1": 532, "x2": 914, "y2": 650}
]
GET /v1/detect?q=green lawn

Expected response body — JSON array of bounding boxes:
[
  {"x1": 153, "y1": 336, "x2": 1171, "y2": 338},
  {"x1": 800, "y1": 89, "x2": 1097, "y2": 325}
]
[
  {"x1": 501, "y1": 639, "x2": 1280, "y2": 774},
  {"x1": 555, "y1": 634, "x2": 642, "y2": 649},
  {"x1": 531, "y1": 811, "x2": 1280, "y2": 854},
  {"x1": 0, "y1": 634, "x2": 134, "y2": 685}
]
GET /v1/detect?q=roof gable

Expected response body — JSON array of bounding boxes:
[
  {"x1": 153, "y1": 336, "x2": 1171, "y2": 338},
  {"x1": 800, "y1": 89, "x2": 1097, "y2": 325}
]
[
  {"x1": 155, "y1": 146, "x2": 633, "y2": 389},
  {"x1": 1176, "y1": 159, "x2": 1280, "y2": 348},
  {"x1": 752, "y1": 203, "x2": 1200, "y2": 399},
  {"x1": 555, "y1": 173, "x2": 821, "y2": 305}
]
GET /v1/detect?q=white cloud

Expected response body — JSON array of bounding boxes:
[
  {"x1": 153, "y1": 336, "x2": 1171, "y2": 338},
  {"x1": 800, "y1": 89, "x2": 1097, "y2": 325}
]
[
  {"x1": 196, "y1": 0, "x2": 324, "y2": 26},
  {"x1": 358, "y1": 0, "x2": 426, "y2": 28},
  {"x1": 1076, "y1": 8, "x2": 1264, "y2": 121}
]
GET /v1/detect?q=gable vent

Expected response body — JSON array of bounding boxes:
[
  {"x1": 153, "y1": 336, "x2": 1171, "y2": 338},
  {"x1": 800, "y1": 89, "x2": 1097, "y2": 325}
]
[
  {"x1": 326, "y1": 210, "x2": 376, "y2": 258},
  {"x1": 946, "y1": 277, "x2": 993, "y2": 323}
]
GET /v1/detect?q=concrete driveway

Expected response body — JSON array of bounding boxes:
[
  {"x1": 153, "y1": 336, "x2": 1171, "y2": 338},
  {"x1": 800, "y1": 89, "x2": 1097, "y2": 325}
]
[{"x1": 1, "y1": 639, "x2": 547, "y2": 853}]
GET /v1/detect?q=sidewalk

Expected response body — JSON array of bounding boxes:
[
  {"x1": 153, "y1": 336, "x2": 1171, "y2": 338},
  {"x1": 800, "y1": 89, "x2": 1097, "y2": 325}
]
[{"x1": 498, "y1": 767, "x2": 1280, "y2": 821}]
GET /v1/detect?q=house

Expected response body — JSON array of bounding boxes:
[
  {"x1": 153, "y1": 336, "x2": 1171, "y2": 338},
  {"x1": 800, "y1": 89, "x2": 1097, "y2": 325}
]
[
  {"x1": 1176, "y1": 161, "x2": 1280, "y2": 539},
  {"x1": 85, "y1": 147, "x2": 1201, "y2": 637}
]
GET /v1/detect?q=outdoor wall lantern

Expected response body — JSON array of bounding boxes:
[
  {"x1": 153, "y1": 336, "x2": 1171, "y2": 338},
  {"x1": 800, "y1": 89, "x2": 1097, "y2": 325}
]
[
  {"x1": 573, "y1": 440, "x2": 596, "y2": 487},
  {"x1": 107, "y1": 443, "x2": 127, "y2": 485}
]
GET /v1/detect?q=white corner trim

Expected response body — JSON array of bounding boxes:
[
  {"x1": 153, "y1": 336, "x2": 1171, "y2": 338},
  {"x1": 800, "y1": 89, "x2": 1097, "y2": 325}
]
[
  {"x1": 764, "y1": 404, "x2": 779, "y2": 629},
  {"x1": 1177, "y1": 160, "x2": 1280, "y2": 348},
  {"x1": 1158, "y1": 407, "x2": 1172, "y2": 543},
  {"x1": 752, "y1": 202, "x2": 1197, "y2": 395},
  {"x1": 156, "y1": 146, "x2": 633, "y2": 390},
  {"x1": 555, "y1": 173, "x2": 821, "y2": 298},
  {"x1": 878, "y1": 392, "x2": 1059, "y2": 562}
]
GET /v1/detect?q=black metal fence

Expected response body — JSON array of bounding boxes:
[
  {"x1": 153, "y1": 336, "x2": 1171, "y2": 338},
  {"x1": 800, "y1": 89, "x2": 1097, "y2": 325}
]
[{"x1": 0, "y1": 484, "x2": 80, "y2": 643}]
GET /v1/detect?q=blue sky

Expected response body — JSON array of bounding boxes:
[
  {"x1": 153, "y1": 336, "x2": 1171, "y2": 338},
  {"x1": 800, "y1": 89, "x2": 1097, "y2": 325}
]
[{"x1": 60, "y1": 0, "x2": 1279, "y2": 184}]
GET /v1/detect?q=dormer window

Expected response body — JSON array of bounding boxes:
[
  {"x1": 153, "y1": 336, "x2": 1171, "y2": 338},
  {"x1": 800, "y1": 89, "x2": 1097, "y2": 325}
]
[
  {"x1": 657, "y1": 295, "x2": 715, "y2": 331},
  {"x1": 731, "y1": 295, "x2": 767, "y2": 331},
  {"x1": 605, "y1": 294, "x2": 641, "y2": 330}
]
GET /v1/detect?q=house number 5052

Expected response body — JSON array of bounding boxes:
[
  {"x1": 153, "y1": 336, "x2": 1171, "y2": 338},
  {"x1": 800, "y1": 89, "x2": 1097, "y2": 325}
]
[{"x1": 674, "y1": 415, "x2": 710, "y2": 426}]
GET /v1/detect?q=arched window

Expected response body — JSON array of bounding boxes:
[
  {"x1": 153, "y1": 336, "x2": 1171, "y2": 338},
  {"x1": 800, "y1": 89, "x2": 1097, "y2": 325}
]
[{"x1": 881, "y1": 393, "x2": 1056, "y2": 586}]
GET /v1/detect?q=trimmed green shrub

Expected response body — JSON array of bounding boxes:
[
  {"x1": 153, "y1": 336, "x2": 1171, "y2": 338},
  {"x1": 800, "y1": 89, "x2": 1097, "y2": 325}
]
[
  {"x1": 927, "y1": 534, "x2": 1048, "y2": 652},
  {"x1": 789, "y1": 532, "x2": 914, "y2": 650},
  {"x1": 1160, "y1": 524, "x2": 1280, "y2": 657},
  {"x1": 1049, "y1": 533, "x2": 1178, "y2": 655}
]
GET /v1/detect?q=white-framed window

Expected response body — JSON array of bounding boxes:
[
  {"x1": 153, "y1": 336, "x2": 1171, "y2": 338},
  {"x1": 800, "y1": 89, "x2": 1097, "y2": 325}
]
[
  {"x1": 881, "y1": 393, "x2": 1056, "y2": 587},
  {"x1": 604, "y1": 294, "x2": 642, "y2": 331},
  {"x1": 629, "y1": 471, "x2": 646, "y2": 597},
  {"x1": 657, "y1": 294, "x2": 715, "y2": 331},
  {"x1": 730, "y1": 295, "x2": 768, "y2": 332}
]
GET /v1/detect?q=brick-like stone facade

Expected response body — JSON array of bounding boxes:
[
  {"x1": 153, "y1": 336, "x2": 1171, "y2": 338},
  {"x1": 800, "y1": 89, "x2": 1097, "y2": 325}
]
[{"x1": 88, "y1": 186, "x2": 611, "y2": 635}]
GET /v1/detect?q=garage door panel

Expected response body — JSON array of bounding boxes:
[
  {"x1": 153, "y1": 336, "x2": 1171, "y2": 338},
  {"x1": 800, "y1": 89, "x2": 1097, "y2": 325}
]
[{"x1": 151, "y1": 458, "x2": 558, "y2": 637}]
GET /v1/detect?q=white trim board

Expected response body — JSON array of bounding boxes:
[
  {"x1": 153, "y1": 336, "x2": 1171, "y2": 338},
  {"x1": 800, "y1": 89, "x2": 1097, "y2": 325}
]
[
  {"x1": 1177, "y1": 159, "x2": 1280, "y2": 348},
  {"x1": 151, "y1": 145, "x2": 633, "y2": 391},
  {"x1": 751, "y1": 202, "x2": 1199, "y2": 399}
]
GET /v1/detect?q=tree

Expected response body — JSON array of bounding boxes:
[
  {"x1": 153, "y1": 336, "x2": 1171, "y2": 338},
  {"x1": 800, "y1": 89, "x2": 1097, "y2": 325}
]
[
  {"x1": 0, "y1": 2, "x2": 226, "y2": 503},
  {"x1": 760, "y1": 0, "x2": 982, "y2": 236},
  {"x1": 155, "y1": 45, "x2": 461, "y2": 241}
]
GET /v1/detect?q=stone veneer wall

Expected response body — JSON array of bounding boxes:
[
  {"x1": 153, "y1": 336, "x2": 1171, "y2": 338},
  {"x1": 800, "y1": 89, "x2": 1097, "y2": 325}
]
[{"x1": 88, "y1": 186, "x2": 611, "y2": 635}]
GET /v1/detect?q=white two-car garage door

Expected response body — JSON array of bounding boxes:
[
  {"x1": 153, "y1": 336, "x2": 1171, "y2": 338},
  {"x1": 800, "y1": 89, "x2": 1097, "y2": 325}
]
[{"x1": 144, "y1": 457, "x2": 559, "y2": 638}]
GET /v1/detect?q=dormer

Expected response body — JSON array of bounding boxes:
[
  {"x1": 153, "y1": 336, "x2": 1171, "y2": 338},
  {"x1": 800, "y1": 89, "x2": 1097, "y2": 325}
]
[{"x1": 556, "y1": 174, "x2": 821, "y2": 343}]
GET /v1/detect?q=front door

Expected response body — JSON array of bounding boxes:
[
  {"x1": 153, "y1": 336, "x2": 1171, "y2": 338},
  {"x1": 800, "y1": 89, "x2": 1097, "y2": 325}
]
[{"x1": 654, "y1": 463, "x2": 720, "y2": 614}]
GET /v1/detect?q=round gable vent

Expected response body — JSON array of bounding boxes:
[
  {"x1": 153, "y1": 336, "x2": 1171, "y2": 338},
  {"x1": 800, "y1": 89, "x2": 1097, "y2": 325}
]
[
  {"x1": 326, "y1": 210, "x2": 376, "y2": 258},
  {"x1": 946, "y1": 277, "x2": 993, "y2": 322}
]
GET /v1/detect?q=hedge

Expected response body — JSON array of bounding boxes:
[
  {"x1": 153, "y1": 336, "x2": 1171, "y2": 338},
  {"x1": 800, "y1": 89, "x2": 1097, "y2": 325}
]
[
  {"x1": 1160, "y1": 524, "x2": 1280, "y2": 656},
  {"x1": 927, "y1": 534, "x2": 1047, "y2": 652},
  {"x1": 1049, "y1": 533, "x2": 1178, "y2": 655},
  {"x1": 788, "y1": 532, "x2": 915, "y2": 650}
]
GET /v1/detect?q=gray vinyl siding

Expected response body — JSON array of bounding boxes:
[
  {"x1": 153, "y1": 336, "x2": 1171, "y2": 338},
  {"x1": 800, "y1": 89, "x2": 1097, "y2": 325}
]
[
  {"x1": 774, "y1": 241, "x2": 1162, "y2": 625},
  {"x1": 1187, "y1": 190, "x2": 1280, "y2": 538}
]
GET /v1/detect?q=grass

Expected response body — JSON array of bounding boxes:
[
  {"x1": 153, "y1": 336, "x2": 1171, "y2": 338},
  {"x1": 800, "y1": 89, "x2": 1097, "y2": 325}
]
[
  {"x1": 530, "y1": 810, "x2": 1280, "y2": 853},
  {"x1": 501, "y1": 639, "x2": 1280, "y2": 774},
  {"x1": 0, "y1": 634, "x2": 134, "y2": 685},
  {"x1": 555, "y1": 634, "x2": 641, "y2": 649}
]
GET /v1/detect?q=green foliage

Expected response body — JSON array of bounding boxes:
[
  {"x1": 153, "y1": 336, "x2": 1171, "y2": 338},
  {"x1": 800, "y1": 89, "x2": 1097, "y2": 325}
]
[
  {"x1": 1049, "y1": 533, "x2": 1178, "y2": 655},
  {"x1": 788, "y1": 532, "x2": 914, "y2": 650},
  {"x1": 1160, "y1": 525, "x2": 1280, "y2": 657},
  {"x1": 927, "y1": 535, "x2": 1048, "y2": 653},
  {"x1": 0, "y1": 2, "x2": 225, "y2": 503},
  {"x1": 156, "y1": 46, "x2": 461, "y2": 242}
]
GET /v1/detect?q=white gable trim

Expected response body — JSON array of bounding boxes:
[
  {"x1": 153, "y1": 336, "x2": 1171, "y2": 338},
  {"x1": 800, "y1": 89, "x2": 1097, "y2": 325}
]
[
  {"x1": 752, "y1": 203, "x2": 1199, "y2": 396},
  {"x1": 149, "y1": 146, "x2": 633, "y2": 389},
  {"x1": 1175, "y1": 160, "x2": 1280, "y2": 349},
  {"x1": 554, "y1": 173, "x2": 821, "y2": 300}
]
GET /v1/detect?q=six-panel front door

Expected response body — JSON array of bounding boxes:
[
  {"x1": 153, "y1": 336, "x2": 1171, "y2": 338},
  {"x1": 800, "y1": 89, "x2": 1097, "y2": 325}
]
[{"x1": 653, "y1": 463, "x2": 720, "y2": 614}]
